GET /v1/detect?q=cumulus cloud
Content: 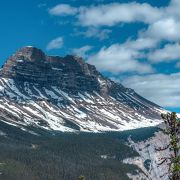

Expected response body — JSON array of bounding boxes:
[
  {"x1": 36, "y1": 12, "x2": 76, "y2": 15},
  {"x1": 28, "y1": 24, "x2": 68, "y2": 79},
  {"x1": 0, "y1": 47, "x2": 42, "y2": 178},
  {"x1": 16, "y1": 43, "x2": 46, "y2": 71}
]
[
  {"x1": 122, "y1": 73, "x2": 180, "y2": 108},
  {"x1": 148, "y1": 43, "x2": 180, "y2": 63},
  {"x1": 48, "y1": 1, "x2": 180, "y2": 43},
  {"x1": 83, "y1": 27, "x2": 111, "y2": 40},
  {"x1": 166, "y1": 0, "x2": 180, "y2": 18},
  {"x1": 144, "y1": 18, "x2": 180, "y2": 41},
  {"x1": 57, "y1": 1, "x2": 180, "y2": 39},
  {"x1": 124, "y1": 38, "x2": 157, "y2": 50},
  {"x1": 78, "y1": 2, "x2": 163, "y2": 26},
  {"x1": 48, "y1": 2, "x2": 162, "y2": 26},
  {"x1": 140, "y1": 1, "x2": 180, "y2": 42},
  {"x1": 88, "y1": 38, "x2": 155, "y2": 74},
  {"x1": 49, "y1": 4, "x2": 78, "y2": 16},
  {"x1": 46, "y1": 37, "x2": 64, "y2": 50},
  {"x1": 76, "y1": 0, "x2": 180, "y2": 28},
  {"x1": 74, "y1": 27, "x2": 112, "y2": 40},
  {"x1": 72, "y1": 45, "x2": 92, "y2": 58}
]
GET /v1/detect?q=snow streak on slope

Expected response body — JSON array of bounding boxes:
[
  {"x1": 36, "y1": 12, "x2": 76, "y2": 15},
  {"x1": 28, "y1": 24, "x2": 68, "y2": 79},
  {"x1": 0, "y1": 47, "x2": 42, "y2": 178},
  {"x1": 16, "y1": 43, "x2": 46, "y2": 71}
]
[{"x1": 0, "y1": 78, "x2": 162, "y2": 132}]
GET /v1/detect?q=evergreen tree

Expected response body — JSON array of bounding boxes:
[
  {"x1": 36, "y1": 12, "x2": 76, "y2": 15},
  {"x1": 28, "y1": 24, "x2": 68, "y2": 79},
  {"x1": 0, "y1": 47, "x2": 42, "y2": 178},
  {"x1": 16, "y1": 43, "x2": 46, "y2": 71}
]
[{"x1": 159, "y1": 112, "x2": 180, "y2": 180}]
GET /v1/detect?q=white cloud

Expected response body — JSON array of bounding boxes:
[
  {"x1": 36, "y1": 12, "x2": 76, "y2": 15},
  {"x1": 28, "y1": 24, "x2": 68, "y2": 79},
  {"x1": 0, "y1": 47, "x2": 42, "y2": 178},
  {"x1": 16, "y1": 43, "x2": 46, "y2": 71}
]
[
  {"x1": 78, "y1": 2, "x2": 163, "y2": 26},
  {"x1": 124, "y1": 38, "x2": 157, "y2": 50},
  {"x1": 72, "y1": 45, "x2": 92, "y2": 58},
  {"x1": 140, "y1": 1, "x2": 180, "y2": 42},
  {"x1": 74, "y1": 27, "x2": 112, "y2": 40},
  {"x1": 144, "y1": 18, "x2": 180, "y2": 41},
  {"x1": 122, "y1": 73, "x2": 180, "y2": 108},
  {"x1": 166, "y1": 0, "x2": 180, "y2": 18},
  {"x1": 48, "y1": 1, "x2": 180, "y2": 43},
  {"x1": 52, "y1": 1, "x2": 180, "y2": 41},
  {"x1": 49, "y1": 4, "x2": 77, "y2": 16},
  {"x1": 88, "y1": 39, "x2": 154, "y2": 74},
  {"x1": 46, "y1": 37, "x2": 64, "y2": 50},
  {"x1": 148, "y1": 43, "x2": 180, "y2": 63},
  {"x1": 82, "y1": 27, "x2": 111, "y2": 40}
]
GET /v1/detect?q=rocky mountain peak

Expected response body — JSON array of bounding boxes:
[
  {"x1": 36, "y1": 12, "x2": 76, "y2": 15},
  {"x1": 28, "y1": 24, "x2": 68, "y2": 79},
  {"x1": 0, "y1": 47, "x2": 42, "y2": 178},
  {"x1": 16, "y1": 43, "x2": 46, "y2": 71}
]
[
  {"x1": 0, "y1": 47, "x2": 106, "y2": 93},
  {"x1": 0, "y1": 46, "x2": 162, "y2": 132},
  {"x1": 0, "y1": 47, "x2": 152, "y2": 96},
  {"x1": 14, "y1": 46, "x2": 46, "y2": 62}
]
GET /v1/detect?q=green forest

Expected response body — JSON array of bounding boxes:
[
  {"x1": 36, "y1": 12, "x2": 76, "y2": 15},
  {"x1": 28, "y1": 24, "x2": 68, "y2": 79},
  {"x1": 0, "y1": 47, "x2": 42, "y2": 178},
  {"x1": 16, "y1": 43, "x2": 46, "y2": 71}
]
[{"x1": 0, "y1": 121, "x2": 158, "y2": 180}]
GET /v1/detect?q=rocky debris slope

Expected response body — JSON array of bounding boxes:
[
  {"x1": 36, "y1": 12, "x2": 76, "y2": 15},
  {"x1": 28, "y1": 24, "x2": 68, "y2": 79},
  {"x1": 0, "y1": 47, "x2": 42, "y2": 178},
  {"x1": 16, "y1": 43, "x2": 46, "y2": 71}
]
[
  {"x1": 0, "y1": 46, "x2": 163, "y2": 132},
  {"x1": 124, "y1": 131, "x2": 170, "y2": 180}
]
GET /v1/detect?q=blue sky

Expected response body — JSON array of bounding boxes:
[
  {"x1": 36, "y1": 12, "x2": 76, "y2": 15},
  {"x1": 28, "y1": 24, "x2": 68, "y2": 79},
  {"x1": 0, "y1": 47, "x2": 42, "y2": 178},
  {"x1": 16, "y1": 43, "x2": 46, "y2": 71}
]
[{"x1": 1, "y1": 0, "x2": 180, "y2": 112}]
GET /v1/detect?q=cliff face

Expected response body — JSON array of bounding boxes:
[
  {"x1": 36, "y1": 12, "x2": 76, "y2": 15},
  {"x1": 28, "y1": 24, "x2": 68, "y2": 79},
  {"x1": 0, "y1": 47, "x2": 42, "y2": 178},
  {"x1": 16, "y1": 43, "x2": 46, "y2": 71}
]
[
  {"x1": 124, "y1": 131, "x2": 170, "y2": 180},
  {"x1": 0, "y1": 47, "x2": 102, "y2": 92},
  {"x1": 0, "y1": 47, "x2": 163, "y2": 132}
]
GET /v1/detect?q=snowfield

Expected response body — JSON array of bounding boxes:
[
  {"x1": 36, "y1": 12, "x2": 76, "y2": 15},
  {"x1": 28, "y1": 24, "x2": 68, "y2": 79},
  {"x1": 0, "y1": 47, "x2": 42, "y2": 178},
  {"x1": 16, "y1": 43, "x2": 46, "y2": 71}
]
[{"x1": 0, "y1": 78, "x2": 163, "y2": 132}]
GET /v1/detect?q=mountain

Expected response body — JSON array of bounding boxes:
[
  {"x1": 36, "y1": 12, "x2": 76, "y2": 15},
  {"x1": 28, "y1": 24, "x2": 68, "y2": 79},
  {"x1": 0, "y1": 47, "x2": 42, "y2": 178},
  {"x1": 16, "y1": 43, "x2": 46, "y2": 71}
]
[{"x1": 0, "y1": 46, "x2": 163, "y2": 132}]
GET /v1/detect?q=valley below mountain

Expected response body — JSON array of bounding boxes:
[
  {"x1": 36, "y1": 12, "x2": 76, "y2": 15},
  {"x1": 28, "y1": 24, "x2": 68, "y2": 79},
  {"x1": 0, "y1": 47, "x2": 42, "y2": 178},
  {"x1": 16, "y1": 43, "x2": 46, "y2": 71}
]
[{"x1": 0, "y1": 121, "x2": 168, "y2": 180}]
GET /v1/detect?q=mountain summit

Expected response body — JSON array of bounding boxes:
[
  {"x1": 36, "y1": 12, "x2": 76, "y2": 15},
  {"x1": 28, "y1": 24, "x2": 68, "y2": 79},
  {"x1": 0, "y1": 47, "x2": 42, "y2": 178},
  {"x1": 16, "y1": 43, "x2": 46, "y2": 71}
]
[{"x1": 0, "y1": 47, "x2": 163, "y2": 132}]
